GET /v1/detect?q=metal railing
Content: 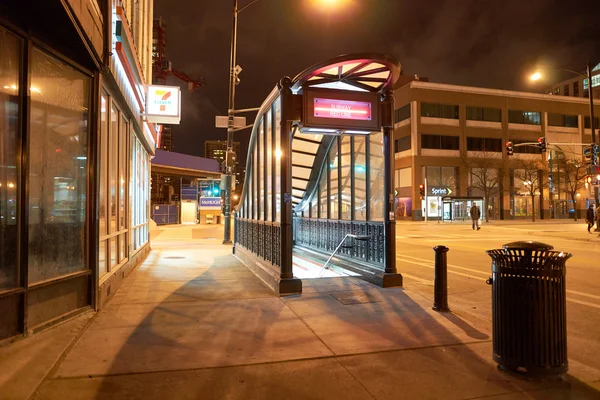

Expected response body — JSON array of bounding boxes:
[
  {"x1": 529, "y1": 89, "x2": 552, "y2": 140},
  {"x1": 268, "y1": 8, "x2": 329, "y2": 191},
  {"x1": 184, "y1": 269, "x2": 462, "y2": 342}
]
[{"x1": 318, "y1": 234, "x2": 370, "y2": 277}]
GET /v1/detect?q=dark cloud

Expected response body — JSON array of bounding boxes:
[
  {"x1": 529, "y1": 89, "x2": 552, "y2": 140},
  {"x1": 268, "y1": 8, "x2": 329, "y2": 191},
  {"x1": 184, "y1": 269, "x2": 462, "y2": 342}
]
[{"x1": 154, "y1": 0, "x2": 600, "y2": 158}]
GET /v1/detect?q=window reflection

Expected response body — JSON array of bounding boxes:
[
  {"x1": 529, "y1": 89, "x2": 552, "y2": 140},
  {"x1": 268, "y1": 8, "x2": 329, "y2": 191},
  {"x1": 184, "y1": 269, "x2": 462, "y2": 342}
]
[
  {"x1": 0, "y1": 27, "x2": 20, "y2": 290},
  {"x1": 354, "y1": 136, "x2": 367, "y2": 221},
  {"x1": 28, "y1": 47, "x2": 89, "y2": 283},
  {"x1": 368, "y1": 132, "x2": 384, "y2": 221},
  {"x1": 340, "y1": 136, "x2": 351, "y2": 220},
  {"x1": 328, "y1": 137, "x2": 339, "y2": 220}
]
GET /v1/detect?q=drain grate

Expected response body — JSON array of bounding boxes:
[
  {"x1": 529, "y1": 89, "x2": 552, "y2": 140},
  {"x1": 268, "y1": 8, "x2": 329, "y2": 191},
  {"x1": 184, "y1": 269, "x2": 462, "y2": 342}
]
[
  {"x1": 330, "y1": 291, "x2": 382, "y2": 305},
  {"x1": 164, "y1": 256, "x2": 185, "y2": 259}
]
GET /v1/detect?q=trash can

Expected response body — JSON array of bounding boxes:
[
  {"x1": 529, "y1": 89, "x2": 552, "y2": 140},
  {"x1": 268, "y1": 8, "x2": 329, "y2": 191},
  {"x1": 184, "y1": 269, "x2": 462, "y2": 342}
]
[{"x1": 485, "y1": 241, "x2": 571, "y2": 376}]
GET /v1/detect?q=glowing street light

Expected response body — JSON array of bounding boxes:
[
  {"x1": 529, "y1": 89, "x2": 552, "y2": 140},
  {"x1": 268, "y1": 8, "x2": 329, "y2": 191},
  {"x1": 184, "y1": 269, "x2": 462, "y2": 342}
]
[{"x1": 529, "y1": 72, "x2": 542, "y2": 81}]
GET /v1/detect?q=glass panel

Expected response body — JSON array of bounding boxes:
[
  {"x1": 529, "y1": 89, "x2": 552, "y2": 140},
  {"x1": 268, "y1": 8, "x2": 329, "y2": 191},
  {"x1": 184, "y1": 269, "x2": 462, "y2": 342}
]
[
  {"x1": 110, "y1": 104, "x2": 118, "y2": 232},
  {"x1": 99, "y1": 240, "x2": 107, "y2": 277},
  {"x1": 266, "y1": 110, "x2": 272, "y2": 221},
  {"x1": 369, "y1": 132, "x2": 384, "y2": 221},
  {"x1": 426, "y1": 166, "x2": 441, "y2": 186},
  {"x1": 319, "y1": 165, "x2": 327, "y2": 218},
  {"x1": 340, "y1": 136, "x2": 351, "y2": 220},
  {"x1": 110, "y1": 237, "x2": 117, "y2": 268},
  {"x1": 310, "y1": 195, "x2": 318, "y2": 218},
  {"x1": 0, "y1": 28, "x2": 20, "y2": 290},
  {"x1": 253, "y1": 140, "x2": 258, "y2": 219},
  {"x1": 119, "y1": 118, "x2": 127, "y2": 231},
  {"x1": 274, "y1": 99, "x2": 281, "y2": 222},
  {"x1": 99, "y1": 95, "x2": 108, "y2": 237},
  {"x1": 28, "y1": 47, "x2": 89, "y2": 283},
  {"x1": 119, "y1": 233, "x2": 126, "y2": 262},
  {"x1": 329, "y1": 138, "x2": 339, "y2": 220},
  {"x1": 258, "y1": 118, "x2": 264, "y2": 220},
  {"x1": 354, "y1": 136, "x2": 367, "y2": 221}
]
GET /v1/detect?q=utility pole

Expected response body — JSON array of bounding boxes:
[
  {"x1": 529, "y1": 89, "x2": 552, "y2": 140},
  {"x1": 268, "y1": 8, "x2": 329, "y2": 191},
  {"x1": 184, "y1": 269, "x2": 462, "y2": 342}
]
[
  {"x1": 586, "y1": 62, "x2": 599, "y2": 205},
  {"x1": 223, "y1": 0, "x2": 239, "y2": 244}
]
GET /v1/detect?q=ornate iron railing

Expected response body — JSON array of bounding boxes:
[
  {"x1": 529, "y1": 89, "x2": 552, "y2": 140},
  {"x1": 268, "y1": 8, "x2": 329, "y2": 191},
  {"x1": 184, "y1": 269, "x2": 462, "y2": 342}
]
[
  {"x1": 293, "y1": 217, "x2": 385, "y2": 266},
  {"x1": 234, "y1": 217, "x2": 281, "y2": 267}
]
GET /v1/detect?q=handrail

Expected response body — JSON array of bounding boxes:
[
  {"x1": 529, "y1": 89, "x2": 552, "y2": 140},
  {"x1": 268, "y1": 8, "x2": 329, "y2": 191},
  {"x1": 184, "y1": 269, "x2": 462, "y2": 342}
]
[{"x1": 318, "y1": 234, "x2": 370, "y2": 277}]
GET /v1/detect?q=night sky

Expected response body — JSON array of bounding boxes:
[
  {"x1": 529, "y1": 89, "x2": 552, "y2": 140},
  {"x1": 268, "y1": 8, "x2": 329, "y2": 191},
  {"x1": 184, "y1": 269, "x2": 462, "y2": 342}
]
[{"x1": 153, "y1": 0, "x2": 600, "y2": 159}]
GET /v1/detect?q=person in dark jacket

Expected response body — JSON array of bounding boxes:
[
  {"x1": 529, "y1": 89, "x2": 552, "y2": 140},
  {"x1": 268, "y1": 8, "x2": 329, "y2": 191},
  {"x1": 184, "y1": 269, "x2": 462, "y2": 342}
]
[
  {"x1": 586, "y1": 205, "x2": 595, "y2": 233},
  {"x1": 470, "y1": 204, "x2": 481, "y2": 230}
]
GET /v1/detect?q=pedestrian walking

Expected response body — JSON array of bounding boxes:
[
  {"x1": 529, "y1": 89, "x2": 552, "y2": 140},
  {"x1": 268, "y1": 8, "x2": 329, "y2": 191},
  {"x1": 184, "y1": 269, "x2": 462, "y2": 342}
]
[
  {"x1": 470, "y1": 203, "x2": 481, "y2": 231},
  {"x1": 586, "y1": 204, "x2": 595, "y2": 233}
]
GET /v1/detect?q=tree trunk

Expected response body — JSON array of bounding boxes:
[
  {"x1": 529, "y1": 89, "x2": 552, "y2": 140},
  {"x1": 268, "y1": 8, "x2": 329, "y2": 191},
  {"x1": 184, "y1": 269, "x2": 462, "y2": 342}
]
[
  {"x1": 531, "y1": 194, "x2": 536, "y2": 222},
  {"x1": 571, "y1": 194, "x2": 577, "y2": 221}
]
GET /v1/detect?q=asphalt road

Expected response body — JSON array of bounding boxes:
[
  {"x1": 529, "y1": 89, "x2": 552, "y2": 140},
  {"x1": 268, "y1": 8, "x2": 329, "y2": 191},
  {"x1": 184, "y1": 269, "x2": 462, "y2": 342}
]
[{"x1": 395, "y1": 219, "x2": 600, "y2": 375}]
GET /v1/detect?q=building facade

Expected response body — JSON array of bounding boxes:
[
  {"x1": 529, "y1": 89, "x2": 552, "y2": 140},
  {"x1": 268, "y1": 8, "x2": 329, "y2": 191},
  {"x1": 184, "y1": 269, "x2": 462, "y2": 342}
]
[
  {"x1": 393, "y1": 81, "x2": 600, "y2": 221},
  {"x1": 0, "y1": 0, "x2": 155, "y2": 341},
  {"x1": 204, "y1": 140, "x2": 243, "y2": 193},
  {"x1": 547, "y1": 63, "x2": 600, "y2": 101}
]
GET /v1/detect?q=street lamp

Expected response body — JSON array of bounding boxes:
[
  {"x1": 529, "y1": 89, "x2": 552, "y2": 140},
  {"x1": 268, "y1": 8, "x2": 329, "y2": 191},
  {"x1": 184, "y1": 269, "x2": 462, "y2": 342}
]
[
  {"x1": 529, "y1": 63, "x2": 597, "y2": 145},
  {"x1": 223, "y1": 0, "x2": 341, "y2": 244}
]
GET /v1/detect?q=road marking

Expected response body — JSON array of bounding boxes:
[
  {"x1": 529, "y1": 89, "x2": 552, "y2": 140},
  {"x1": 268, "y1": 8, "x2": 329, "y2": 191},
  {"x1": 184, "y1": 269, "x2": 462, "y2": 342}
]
[
  {"x1": 399, "y1": 254, "x2": 490, "y2": 277},
  {"x1": 566, "y1": 298, "x2": 600, "y2": 309},
  {"x1": 566, "y1": 289, "x2": 600, "y2": 300},
  {"x1": 396, "y1": 256, "x2": 486, "y2": 280},
  {"x1": 397, "y1": 256, "x2": 600, "y2": 310},
  {"x1": 400, "y1": 272, "x2": 433, "y2": 285}
]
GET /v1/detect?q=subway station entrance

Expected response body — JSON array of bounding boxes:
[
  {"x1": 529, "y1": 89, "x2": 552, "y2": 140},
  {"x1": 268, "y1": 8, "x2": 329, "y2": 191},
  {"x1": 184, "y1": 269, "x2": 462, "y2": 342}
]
[{"x1": 233, "y1": 54, "x2": 403, "y2": 295}]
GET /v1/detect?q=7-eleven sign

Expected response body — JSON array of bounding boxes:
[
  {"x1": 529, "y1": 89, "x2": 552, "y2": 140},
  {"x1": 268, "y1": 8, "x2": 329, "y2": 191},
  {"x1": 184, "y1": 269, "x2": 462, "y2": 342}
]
[{"x1": 146, "y1": 85, "x2": 181, "y2": 124}]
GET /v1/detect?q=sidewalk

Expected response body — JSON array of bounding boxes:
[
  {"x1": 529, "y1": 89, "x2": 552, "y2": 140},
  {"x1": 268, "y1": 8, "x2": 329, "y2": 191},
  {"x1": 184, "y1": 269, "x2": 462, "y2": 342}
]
[{"x1": 2, "y1": 224, "x2": 599, "y2": 399}]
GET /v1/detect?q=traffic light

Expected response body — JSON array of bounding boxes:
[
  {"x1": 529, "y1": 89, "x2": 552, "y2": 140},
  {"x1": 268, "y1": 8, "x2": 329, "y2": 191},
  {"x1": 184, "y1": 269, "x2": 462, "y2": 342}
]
[
  {"x1": 506, "y1": 141, "x2": 514, "y2": 156},
  {"x1": 419, "y1": 184, "x2": 425, "y2": 199},
  {"x1": 538, "y1": 137, "x2": 547, "y2": 152}
]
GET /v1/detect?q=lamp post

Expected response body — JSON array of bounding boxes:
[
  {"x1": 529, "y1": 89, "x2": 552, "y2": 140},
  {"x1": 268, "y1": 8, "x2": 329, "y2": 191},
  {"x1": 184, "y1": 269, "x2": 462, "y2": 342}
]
[
  {"x1": 222, "y1": 0, "x2": 339, "y2": 244},
  {"x1": 530, "y1": 62, "x2": 599, "y2": 206},
  {"x1": 223, "y1": 0, "x2": 257, "y2": 244}
]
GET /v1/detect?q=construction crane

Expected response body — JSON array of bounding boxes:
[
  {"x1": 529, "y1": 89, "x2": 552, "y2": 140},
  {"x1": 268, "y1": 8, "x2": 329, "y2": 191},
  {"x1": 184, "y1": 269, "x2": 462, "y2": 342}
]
[{"x1": 152, "y1": 17, "x2": 205, "y2": 90}]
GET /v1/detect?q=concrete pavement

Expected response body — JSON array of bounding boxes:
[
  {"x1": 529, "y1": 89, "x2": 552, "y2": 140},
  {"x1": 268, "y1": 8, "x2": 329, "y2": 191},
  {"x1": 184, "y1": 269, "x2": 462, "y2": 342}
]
[{"x1": 1, "y1": 223, "x2": 599, "y2": 399}]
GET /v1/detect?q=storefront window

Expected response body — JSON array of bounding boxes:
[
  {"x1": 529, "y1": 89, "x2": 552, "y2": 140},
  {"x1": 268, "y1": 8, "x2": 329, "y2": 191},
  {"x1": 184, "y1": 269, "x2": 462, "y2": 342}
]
[
  {"x1": 131, "y1": 134, "x2": 149, "y2": 250},
  {"x1": 99, "y1": 95, "x2": 108, "y2": 276},
  {"x1": 354, "y1": 136, "x2": 367, "y2": 221},
  {"x1": 0, "y1": 27, "x2": 20, "y2": 290},
  {"x1": 28, "y1": 47, "x2": 89, "y2": 283},
  {"x1": 119, "y1": 118, "x2": 128, "y2": 262}
]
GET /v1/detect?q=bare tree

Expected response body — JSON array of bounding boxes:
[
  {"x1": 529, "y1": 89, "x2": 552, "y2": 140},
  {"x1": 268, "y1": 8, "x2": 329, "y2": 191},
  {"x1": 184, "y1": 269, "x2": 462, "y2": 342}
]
[
  {"x1": 513, "y1": 158, "x2": 546, "y2": 222},
  {"x1": 462, "y1": 151, "x2": 503, "y2": 222},
  {"x1": 552, "y1": 152, "x2": 588, "y2": 221}
]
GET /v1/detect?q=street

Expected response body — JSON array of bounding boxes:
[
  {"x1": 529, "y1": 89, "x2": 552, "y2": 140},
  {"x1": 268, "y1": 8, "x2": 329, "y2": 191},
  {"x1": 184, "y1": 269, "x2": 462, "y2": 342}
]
[{"x1": 395, "y1": 219, "x2": 600, "y2": 377}]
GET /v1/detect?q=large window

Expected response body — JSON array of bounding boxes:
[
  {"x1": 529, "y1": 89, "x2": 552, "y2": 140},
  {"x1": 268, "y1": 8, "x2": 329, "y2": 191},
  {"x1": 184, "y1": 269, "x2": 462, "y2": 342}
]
[
  {"x1": 421, "y1": 103, "x2": 459, "y2": 119},
  {"x1": 394, "y1": 104, "x2": 410, "y2": 123},
  {"x1": 548, "y1": 113, "x2": 578, "y2": 128},
  {"x1": 0, "y1": 27, "x2": 20, "y2": 290},
  {"x1": 131, "y1": 134, "x2": 149, "y2": 251},
  {"x1": 508, "y1": 110, "x2": 541, "y2": 125},
  {"x1": 466, "y1": 137, "x2": 502, "y2": 152},
  {"x1": 421, "y1": 134, "x2": 459, "y2": 150},
  {"x1": 584, "y1": 116, "x2": 600, "y2": 129},
  {"x1": 28, "y1": 47, "x2": 90, "y2": 283},
  {"x1": 99, "y1": 98, "x2": 133, "y2": 278},
  {"x1": 466, "y1": 107, "x2": 501, "y2": 122},
  {"x1": 394, "y1": 136, "x2": 410, "y2": 152}
]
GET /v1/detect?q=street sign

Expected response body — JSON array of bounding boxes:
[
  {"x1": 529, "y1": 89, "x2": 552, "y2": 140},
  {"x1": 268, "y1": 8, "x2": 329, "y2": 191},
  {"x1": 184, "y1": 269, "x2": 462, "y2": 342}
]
[
  {"x1": 215, "y1": 116, "x2": 246, "y2": 128},
  {"x1": 429, "y1": 186, "x2": 453, "y2": 196}
]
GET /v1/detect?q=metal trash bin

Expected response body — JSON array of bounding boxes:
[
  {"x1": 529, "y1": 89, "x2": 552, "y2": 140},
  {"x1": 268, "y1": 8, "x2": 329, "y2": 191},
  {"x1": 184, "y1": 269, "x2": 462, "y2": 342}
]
[{"x1": 485, "y1": 241, "x2": 571, "y2": 376}]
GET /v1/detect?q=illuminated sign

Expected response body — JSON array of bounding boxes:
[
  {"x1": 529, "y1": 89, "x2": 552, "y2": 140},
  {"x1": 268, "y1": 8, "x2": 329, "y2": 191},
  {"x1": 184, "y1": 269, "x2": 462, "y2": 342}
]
[
  {"x1": 146, "y1": 85, "x2": 181, "y2": 124},
  {"x1": 313, "y1": 98, "x2": 372, "y2": 121},
  {"x1": 200, "y1": 197, "x2": 222, "y2": 208},
  {"x1": 302, "y1": 88, "x2": 380, "y2": 133}
]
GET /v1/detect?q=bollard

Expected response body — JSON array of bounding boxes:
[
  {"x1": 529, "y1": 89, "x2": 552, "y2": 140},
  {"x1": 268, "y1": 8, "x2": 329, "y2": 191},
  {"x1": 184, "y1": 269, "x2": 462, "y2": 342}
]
[{"x1": 432, "y1": 245, "x2": 450, "y2": 312}]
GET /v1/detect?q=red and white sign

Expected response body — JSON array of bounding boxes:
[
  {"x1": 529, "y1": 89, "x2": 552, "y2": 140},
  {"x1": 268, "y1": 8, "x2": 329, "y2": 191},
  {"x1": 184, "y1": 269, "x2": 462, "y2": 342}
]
[{"x1": 313, "y1": 98, "x2": 372, "y2": 121}]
